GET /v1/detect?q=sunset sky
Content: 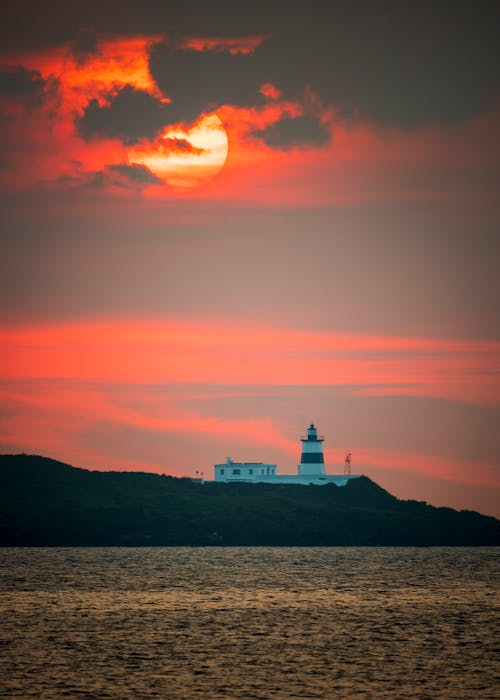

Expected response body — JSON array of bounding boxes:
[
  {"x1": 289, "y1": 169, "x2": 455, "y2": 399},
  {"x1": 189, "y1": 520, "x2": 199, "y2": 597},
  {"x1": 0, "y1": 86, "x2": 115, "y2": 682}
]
[{"x1": 1, "y1": 1, "x2": 499, "y2": 516}]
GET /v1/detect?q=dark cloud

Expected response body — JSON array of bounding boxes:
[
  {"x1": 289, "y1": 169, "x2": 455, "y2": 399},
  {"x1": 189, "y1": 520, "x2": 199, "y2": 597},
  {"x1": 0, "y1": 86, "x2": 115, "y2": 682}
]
[
  {"x1": 147, "y1": 3, "x2": 500, "y2": 130},
  {"x1": 79, "y1": 171, "x2": 106, "y2": 189},
  {"x1": 1, "y1": 2, "x2": 499, "y2": 129},
  {"x1": 106, "y1": 163, "x2": 163, "y2": 185},
  {"x1": 70, "y1": 28, "x2": 98, "y2": 64},
  {"x1": 0, "y1": 66, "x2": 47, "y2": 106},
  {"x1": 162, "y1": 138, "x2": 205, "y2": 155},
  {"x1": 76, "y1": 85, "x2": 169, "y2": 144},
  {"x1": 253, "y1": 115, "x2": 330, "y2": 149},
  {"x1": 40, "y1": 163, "x2": 162, "y2": 190},
  {"x1": 149, "y1": 43, "x2": 263, "y2": 125},
  {"x1": 37, "y1": 170, "x2": 105, "y2": 190}
]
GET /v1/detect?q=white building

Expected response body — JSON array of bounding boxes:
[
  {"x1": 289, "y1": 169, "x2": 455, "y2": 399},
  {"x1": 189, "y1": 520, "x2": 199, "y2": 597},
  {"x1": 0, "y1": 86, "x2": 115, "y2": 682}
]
[
  {"x1": 213, "y1": 423, "x2": 360, "y2": 486},
  {"x1": 214, "y1": 459, "x2": 277, "y2": 482}
]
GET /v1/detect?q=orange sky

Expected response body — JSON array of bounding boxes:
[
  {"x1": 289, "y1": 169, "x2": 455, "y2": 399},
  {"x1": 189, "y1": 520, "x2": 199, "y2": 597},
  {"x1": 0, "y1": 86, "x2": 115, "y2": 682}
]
[
  {"x1": 1, "y1": 319, "x2": 499, "y2": 515},
  {"x1": 1, "y1": 9, "x2": 499, "y2": 516},
  {"x1": 2, "y1": 34, "x2": 497, "y2": 206}
]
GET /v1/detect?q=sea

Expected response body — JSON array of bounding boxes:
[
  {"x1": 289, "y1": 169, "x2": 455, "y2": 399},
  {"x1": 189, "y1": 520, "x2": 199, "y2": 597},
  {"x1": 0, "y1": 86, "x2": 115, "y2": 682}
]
[{"x1": 0, "y1": 547, "x2": 498, "y2": 699}]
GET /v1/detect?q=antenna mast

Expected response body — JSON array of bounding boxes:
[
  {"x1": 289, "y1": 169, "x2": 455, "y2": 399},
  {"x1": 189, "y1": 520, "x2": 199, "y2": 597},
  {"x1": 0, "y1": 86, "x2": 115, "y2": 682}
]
[{"x1": 344, "y1": 449, "x2": 352, "y2": 475}]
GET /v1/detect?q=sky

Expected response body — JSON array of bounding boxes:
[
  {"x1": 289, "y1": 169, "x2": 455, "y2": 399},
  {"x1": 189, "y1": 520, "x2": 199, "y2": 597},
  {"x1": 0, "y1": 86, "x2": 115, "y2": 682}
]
[{"x1": 0, "y1": 0, "x2": 499, "y2": 516}]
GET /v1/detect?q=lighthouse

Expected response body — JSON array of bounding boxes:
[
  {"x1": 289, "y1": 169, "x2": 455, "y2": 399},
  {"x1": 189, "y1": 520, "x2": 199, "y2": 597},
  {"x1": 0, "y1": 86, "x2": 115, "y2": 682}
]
[
  {"x1": 214, "y1": 421, "x2": 360, "y2": 485},
  {"x1": 298, "y1": 423, "x2": 326, "y2": 476}
]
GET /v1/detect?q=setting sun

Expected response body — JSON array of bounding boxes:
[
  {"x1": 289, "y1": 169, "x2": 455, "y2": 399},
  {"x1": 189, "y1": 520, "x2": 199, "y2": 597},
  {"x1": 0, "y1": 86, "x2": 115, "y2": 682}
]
[{"x1": 127, "y1": 113, "x2": 229, "y2": 188}]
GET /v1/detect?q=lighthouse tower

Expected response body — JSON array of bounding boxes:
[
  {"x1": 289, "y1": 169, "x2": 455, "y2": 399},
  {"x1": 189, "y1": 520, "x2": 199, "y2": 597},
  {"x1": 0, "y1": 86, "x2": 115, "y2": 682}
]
[{"x1": 298, "y1": 423, "x2": 326, "y2": 476}]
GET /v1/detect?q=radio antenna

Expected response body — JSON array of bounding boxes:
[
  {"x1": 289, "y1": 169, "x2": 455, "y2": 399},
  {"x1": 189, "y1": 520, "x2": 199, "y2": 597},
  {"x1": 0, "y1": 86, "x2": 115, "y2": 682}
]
[{"x1": 344, "y1": 449, "x2": 352, "y2": 475}]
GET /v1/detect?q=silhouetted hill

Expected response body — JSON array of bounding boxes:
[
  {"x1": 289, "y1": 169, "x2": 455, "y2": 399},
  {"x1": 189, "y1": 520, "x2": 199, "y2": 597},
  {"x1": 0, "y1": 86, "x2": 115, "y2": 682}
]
[{"x1": 0, "y1": 454, "x2": 498, "y2": 546}]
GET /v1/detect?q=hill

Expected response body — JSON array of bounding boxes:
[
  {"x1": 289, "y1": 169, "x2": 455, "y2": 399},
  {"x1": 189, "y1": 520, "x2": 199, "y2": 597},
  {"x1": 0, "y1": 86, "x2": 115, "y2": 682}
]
[{"x1": 0, "y1": 454, "x2": 498, "y2": 546}]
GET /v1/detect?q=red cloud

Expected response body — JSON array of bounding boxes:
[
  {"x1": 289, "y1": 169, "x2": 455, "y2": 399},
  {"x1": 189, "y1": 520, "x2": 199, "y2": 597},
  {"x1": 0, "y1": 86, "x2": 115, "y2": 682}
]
[
  {"x1": 181, "y1": 35, "x2": 269, "y2": 55},
  {"x1": 259, "y1": 83, "x2": 282, "y2": 100},
  {"x1": 3, "y1": 35, "x2": 165, "y2": 107},
  {"x1": 1, "y1": 320, "x2": 498, "y2": 405},
  {"x1": 0, "y1": 33, "x2": 498, "y2": 211},
  {"x1": 207, "y1": 104, "x2": 500, "y2": 209}
]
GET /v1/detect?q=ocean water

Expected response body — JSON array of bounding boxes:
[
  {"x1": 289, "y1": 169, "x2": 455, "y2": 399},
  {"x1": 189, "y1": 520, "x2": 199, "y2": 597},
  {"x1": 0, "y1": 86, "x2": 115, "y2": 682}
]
[{"x1": 0, "y1": 548, "x2": 498, "y2": 699}]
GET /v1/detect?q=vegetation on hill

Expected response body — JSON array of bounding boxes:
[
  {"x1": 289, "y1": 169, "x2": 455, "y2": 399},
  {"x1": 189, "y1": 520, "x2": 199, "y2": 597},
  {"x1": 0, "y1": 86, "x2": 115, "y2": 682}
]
[{"x1": 0, "y1": 454, "x2": 498, "y2": 546}]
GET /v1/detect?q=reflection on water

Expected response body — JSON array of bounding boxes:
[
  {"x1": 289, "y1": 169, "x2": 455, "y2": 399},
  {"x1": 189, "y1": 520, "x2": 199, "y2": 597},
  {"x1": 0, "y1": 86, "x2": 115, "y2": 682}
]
[{"x1": 0, "y1": 548, "x2": 498, "y2": 699}]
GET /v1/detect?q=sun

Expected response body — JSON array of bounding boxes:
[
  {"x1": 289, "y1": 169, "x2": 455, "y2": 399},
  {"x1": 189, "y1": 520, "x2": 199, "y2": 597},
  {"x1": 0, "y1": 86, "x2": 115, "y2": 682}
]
[{"x1": 127, "y1": 113, "x2": 229, "y2": 189}]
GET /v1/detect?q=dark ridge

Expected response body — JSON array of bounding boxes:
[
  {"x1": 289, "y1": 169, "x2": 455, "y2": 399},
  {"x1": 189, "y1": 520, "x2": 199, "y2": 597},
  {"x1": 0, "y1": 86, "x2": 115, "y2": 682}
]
[{"x1": 0, "y1": 454, "x2": 498, "y2": 546}]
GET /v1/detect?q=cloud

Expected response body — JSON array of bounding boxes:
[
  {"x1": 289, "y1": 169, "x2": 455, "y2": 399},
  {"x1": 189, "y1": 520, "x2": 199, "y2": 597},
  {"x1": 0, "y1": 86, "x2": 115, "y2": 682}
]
[
  {"x1": 253, "y1": 114, "x2": 330, "y2": 149},
  {"x1": 179, "y1": 35, "x2": 268, "y2": 55},
  {"x1": 0, "y1": 65, "x2": 48, "y2": 106},
  {"x1": 78, "y1": 171, "x2": 106, "y2": 189},
  {"x1": 1, "y1": 4, "x2": 499, "y2": 129},
  {"x1": 145, "y1": 6, "x2": 500, "y2": 130},
  {"x1": 160, "y1": 138, "x2": 205, "y2": 155},
  {"x1": 76, "y1": 84, "x2": 169, "y2": 144},
  {"x1": 259, "y1": 83, "x2": 282, "y2": 101},
  {"x1": 39, "y1": 163, "x2": 163, "y2": 191},
  {"x1": 148, "y1": 41, "x2": 266, "y2": 125},
  {"x1": 106, "y1": 163, "x2": 163, "y2": 185},
  {"x1": 69, "y1": 28, "x2": 99, "y2": 64},
  {"x1": 1, "y1": 319, "x2": 498, "y2": 406},
  {"x1": 1, "y1": 26, "x2": 499, "y2": 201}
]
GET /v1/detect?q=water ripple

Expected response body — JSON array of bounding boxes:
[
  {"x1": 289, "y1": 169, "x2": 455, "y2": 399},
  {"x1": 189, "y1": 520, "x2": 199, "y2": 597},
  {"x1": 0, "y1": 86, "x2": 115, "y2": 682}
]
[{"x1": 0, "y1": 547, "x2": 498, "y2": 699}]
